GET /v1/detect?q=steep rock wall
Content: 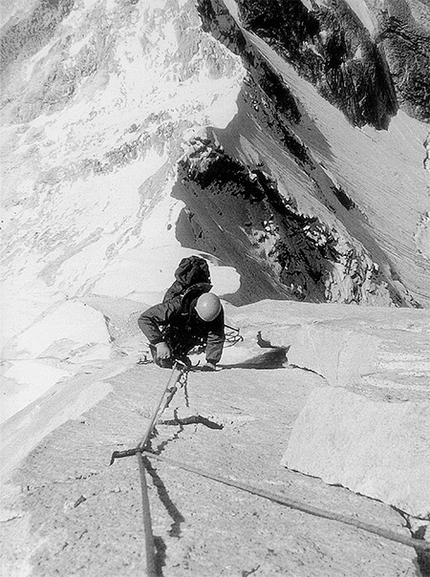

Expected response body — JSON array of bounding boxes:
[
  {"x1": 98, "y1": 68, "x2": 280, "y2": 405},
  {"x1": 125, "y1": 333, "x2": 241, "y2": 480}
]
[
  {"x1": 174, "y1": 132, "x2": 392, "y2": 305},
  {"x1": 233, "y1": 0, "x2": 430, "y2": 124},
  {"x1": 194, "y1": 0, "x2": 429, "y2": 307},
  {"x1": 235, "y1": 0, "x2": 399, "y2": 128}
]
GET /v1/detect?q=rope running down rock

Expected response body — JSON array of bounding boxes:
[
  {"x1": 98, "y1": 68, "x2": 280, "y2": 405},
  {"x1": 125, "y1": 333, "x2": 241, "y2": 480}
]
[{"x1": 142, "y1": 451, "x2": 430, "y2": 553}]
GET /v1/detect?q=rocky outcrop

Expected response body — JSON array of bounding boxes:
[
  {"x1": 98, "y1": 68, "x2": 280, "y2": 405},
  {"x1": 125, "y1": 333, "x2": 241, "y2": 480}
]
[
  {"x1": 377, "y1": 2, "x2": 430, "y2": 122},
  {"x1": 175, "y1": 133, "x2": 393, "y2": 305},
  {"x1": 234, "y1": 0, "x2": 398, "y2": 128},
  {"x1": 231, "y1": 0, "x2": 430, "y2": 125},
  {"x1": 282, "y1": 387, "x2": 430, "y2": 519}
]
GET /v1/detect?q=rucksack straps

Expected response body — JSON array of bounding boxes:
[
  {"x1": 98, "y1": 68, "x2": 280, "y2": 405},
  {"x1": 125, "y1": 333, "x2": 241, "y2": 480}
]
[{"x1": 163, "y1": 256, "x2": 211, "y2": 302}]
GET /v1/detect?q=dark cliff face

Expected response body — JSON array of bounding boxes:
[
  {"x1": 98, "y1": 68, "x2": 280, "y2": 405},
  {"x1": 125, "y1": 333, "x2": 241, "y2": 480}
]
[
  {"x1": 235, "y1": 0, "x2": 399, "y2": 129},
  {"x1": 188, "y1": 0, "x2": 427, "y2": 307},
  {"x1": 197, "y1": 0, "x2": 430, "y2": 126},
  {"x1": 237, "y1": 0, "x2": 430, "y2": 125},
  {"x1": 173, "y1": 132, "x2": 399, "y2": 306},
  {"x1": 378, "y1": 9, "x2": 430, "y2": 122}
]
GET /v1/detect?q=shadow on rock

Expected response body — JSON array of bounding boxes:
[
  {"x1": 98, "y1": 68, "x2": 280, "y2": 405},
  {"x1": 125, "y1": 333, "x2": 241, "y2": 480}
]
[{"x1": 220, "y1": 346, "x2": 290, "y2": 370}]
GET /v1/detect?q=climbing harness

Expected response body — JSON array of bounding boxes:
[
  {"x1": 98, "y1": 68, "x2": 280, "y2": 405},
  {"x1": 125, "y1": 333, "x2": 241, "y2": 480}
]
[
  {"x1": 224, "y1": 324, "x2": 243, "y2": 347},
  {"x1": 137, "y1": 323, "x2": 242, "y2": 367}
]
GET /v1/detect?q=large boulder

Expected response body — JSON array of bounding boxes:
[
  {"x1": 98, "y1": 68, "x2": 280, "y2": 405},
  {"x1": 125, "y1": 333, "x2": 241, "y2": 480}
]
[{"x1": 282, "y1": 386, "x2": 430, "y2": 519}]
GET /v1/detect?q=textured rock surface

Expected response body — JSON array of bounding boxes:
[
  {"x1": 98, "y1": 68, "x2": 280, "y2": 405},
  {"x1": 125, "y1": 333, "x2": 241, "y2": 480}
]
[
  {"x1": 176, "y1": 132, "x2": 393, "y2": 305},
  {"x1": 282, "y1": 386, "x2": 430, "y2": 519},
  {"x1": 235, "y1": 0, "x2": 398, "y2": 128},
  {"x1": 0, "y1": 341, "x2": 418, "y2": 575},
  {"x1": 195, "y1": 0, "x2": 430, "y2": 307},
  {"x1": 2, "y1": 299, "x2": 429, "y2": 575}
]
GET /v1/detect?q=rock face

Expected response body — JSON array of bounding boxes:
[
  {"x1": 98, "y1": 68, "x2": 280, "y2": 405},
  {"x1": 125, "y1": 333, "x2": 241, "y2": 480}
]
[
  {"x1": 2, "y1": 300, "x2": 424, "y2": 577},
  {"x1": 235, "y1": 0, "x2": 398, "y2": 129},
  {"x1": 1, "y1": 0, "x2": 429, "y2": 348},
  {"x1": 282, "y1": 386, "x2": 430, "y2": 519},
  {"x1": 175, "y1": 132, "x2": 392, "y2": 305},
  {"x1": 1, "y1": 0, "x2": 429, "y2": 337},
  {"x1": 195, "y1": 0, "x2": 430, "y2": 307}
]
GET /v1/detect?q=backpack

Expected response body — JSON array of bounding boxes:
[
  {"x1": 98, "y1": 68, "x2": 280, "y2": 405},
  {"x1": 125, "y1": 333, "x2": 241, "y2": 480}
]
[
  {"x1": 161, "y1": 256, "x2": 243, "y2": 358},
  {"x1": 160, "y1": 257, "x2": 212, "y2": 358},
  {"x1": 163, "y1": 256, "x2": 212, "y2": 302},
  {"x1": 162, "y1": 282, "x2": 212, "y2": 358}
]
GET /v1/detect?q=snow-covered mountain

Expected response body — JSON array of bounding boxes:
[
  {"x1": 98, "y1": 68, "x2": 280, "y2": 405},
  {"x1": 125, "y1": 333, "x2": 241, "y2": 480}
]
[
  {"x1": 2, "y1": 0, "x2": 428, "y2": 410},
  {"x1": 1, "y1": 0, "x2": 429, "y2": 345},
  {"x1": 1, "y1": 0, "x2": 429, "y2": 404},
  {"x1": 1, "y1": 0, "x2": 430, "y2": 575}
]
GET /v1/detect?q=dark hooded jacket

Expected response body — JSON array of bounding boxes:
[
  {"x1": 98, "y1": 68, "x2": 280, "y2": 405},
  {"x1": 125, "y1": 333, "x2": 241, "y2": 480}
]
[{"x1": 138, "y1": 285, "x2": 225, "y2": 365}]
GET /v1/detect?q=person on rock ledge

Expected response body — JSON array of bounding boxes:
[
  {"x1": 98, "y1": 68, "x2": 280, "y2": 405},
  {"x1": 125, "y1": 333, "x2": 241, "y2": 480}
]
[{"x1": 138, "y1": 288, "x2": 225, "y2": 371}]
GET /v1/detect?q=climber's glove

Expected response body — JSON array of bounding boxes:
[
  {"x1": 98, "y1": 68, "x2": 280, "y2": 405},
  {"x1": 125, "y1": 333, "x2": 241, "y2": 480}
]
[{"x1": 155, "y1": 341, "x2": 171, "y2": 360}]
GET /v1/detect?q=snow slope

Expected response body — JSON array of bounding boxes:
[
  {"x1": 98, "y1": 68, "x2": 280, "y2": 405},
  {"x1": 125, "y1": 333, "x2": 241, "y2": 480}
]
[
  {"x1": 1, "y1": 0, "x2": 244, "y2": 349},
  {"x1": 1, "y1": 0, "x2": 430, "y2": 573},
  {"x1": 1, "y1": 0, "x2": 429, "y2": 394}
]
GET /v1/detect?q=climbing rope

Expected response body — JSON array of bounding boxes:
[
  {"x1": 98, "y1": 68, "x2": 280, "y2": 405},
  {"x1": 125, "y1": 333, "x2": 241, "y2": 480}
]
[
  {"x1": 136, "y1": 452, "x2": 158, "y2": 577},
  {"x1": 112, "y1": 360, "x2": 428, "y2": 577},
  {"x1": 142, "y1": 451, "x2": 430, "y2": 552},
  {"x1": 110, "y1": 361, "x2": 188, "y2": 577},
  {"x1": 110, "y1": 361, "x2": 188, "y2": 463}
]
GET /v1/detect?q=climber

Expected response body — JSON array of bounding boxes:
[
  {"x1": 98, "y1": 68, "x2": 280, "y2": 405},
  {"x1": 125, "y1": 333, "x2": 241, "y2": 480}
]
[{"x1": 138, "y1": 290, "x2": 225, "y2": 371}]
